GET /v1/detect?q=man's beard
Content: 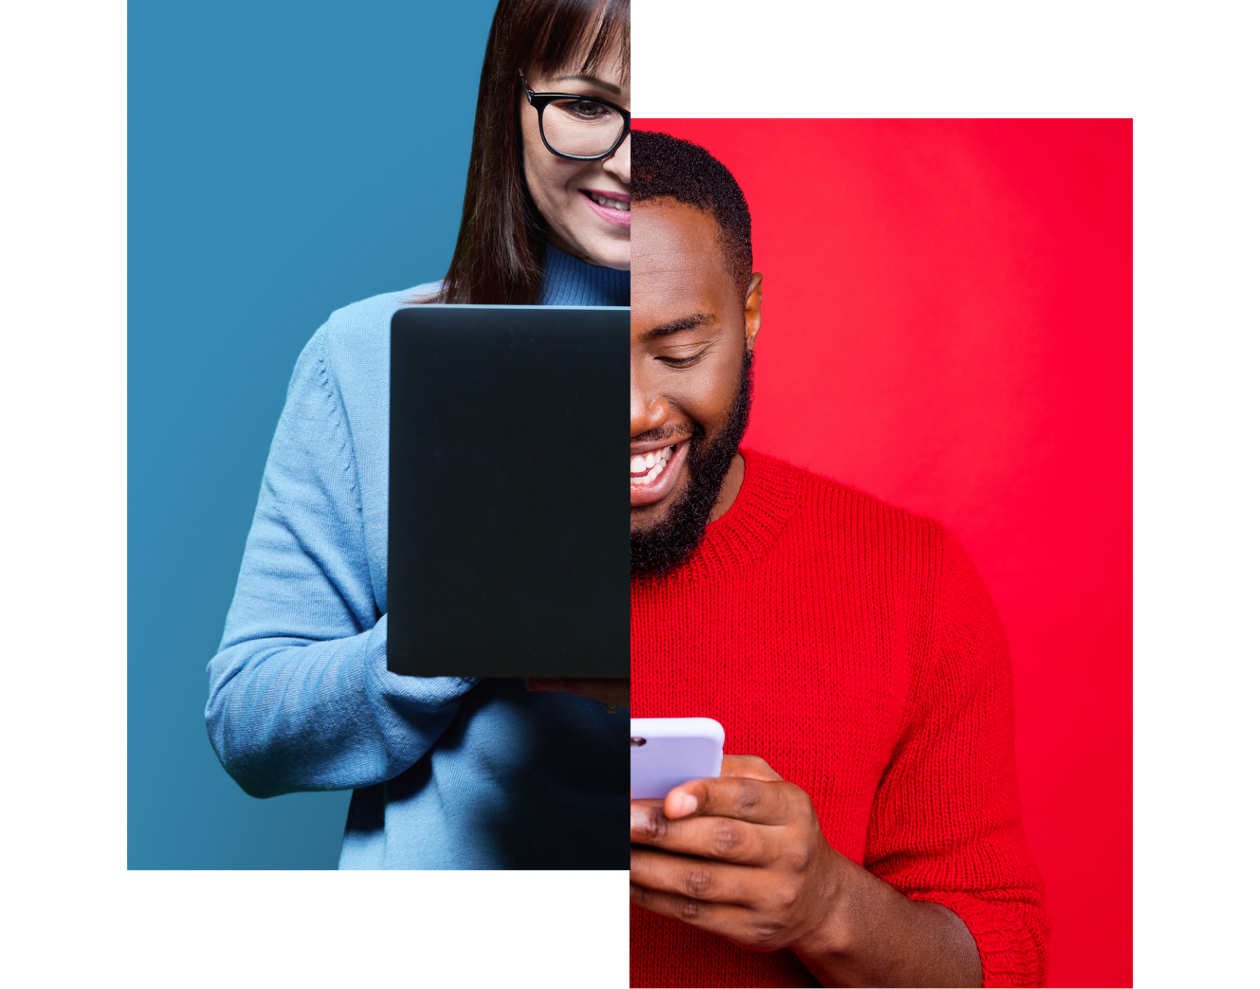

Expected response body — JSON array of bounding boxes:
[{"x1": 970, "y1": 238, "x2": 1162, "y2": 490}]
[{"x1": 630, "y1": 350, "x2": 754, "y2": 580}]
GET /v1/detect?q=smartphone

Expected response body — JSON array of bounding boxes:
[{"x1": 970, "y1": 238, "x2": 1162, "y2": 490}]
[{"x1": 630, "y1": 717, "x2": 725, "y2": 800}]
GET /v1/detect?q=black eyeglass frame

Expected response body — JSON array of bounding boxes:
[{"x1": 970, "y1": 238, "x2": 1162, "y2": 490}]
[{"x1": 519, "y1": 71, "x2": 631, "y2": 162}]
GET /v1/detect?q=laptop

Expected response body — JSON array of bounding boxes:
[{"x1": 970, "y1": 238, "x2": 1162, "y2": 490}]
[{"x1": 387, "y1": 305, "x2": 628, "y2": 679}]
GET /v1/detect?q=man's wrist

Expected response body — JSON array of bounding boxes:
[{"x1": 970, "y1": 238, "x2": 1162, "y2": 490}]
[
  {"x1": 789, "y1": 863, "x2": 984, "y2": 989},
  {"x1": 787, "y1": 848, "x2": 863, "y2": 966}
]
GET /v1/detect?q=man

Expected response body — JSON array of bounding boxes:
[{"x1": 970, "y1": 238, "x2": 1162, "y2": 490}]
[{"x1": 629, "y1": 130, "x2": 1048, "y2": 988}]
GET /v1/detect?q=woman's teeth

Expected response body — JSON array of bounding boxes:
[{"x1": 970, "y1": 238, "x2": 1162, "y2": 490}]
[
  {"x1": 630, "y1": 445, "x2": 674, "y2": 486},
  {"x1": 588, "y1": 193, "x2": 629, "y2": 211}
]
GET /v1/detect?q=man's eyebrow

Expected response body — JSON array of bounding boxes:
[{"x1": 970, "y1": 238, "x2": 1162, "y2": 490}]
[
  {"x1": 648, "y1": 312, "x2": 718, "y2": 338},
  {"x1": 553, "y1": 74, "x2": 621, "y2": 96}
]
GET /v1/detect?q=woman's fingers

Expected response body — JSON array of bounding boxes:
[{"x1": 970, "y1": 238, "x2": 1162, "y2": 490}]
[{"x1": 524, "y1": 677, "x2": 630, "y2": 709}]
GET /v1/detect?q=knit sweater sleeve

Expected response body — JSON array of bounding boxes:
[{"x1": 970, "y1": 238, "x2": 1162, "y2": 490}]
[
  {"x1": 204, "y1": 325, "x2": 477, "y2": 799},
  {"x1": 863, "y1": 527, "x2": 1049, "y2": 988}
]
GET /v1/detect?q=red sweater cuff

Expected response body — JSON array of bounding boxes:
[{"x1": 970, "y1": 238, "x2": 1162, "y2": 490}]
[{"x1": 908, "y1": 891, "x2": 1049, "y2": 988}]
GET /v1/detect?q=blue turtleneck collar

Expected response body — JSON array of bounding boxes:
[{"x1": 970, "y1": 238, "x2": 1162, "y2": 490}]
[{"x1": 538, "y1": 243, "x2": 629, "y2": 307}]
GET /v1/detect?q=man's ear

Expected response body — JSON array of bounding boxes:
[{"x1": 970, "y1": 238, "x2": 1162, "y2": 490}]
[{"x1": 744, "y1": 272, "x2": 764, "y2": 350}]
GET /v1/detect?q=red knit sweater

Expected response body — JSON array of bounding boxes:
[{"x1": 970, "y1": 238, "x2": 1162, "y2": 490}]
[{"x1": 630, "y1": 451, "x2": 1048, "y2": 988}]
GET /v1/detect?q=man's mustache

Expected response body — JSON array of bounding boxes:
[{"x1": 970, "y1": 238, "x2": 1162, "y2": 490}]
[{"x1": 631, "y1": 424, "x2": 698, "y2": 446}]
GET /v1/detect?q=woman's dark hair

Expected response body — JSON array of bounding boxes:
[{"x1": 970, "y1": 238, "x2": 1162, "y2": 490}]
[{"x1": 430, "y1": 0, "x2": 629, "y2": 304}]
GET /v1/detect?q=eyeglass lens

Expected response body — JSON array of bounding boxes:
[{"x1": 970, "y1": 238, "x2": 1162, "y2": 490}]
[{"x1": 540, "y1": 98, "x2": 625, "y2": 158}]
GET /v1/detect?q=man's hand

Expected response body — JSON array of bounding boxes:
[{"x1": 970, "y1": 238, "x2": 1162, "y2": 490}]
[
  {"x1": 630, "y1": 755, "x2": 983, "y2": 987},
  {"x1": 525, "y1": 678, "x2": 630, "y2": 711},
  {"x1": 630, "y1": 754, "x2": 847, "y2": 954}
]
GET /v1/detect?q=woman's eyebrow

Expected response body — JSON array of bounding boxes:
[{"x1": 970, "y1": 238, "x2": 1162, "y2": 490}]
[
  {"x1": 649, "y1": 312, "x2": 718, "y2": 338},
  {"x1": 554, "y1": 73, "x2": 621, "y2": 96}
]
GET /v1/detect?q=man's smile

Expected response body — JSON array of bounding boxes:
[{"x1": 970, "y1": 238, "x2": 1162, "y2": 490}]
[{"x1": 629, "y1": 438, "x2": 690, "y2": 507}]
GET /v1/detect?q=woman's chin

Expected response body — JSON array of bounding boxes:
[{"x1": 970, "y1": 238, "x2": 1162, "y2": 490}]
[
  {"x1": 552, "y1": 218, "x2": 629, "y2": 271},
  {"x1": 575, "y1": 237, "x2": 630, "y2": 271}
]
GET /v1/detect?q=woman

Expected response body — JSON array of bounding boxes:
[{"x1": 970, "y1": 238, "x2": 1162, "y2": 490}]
[{"x1": 205, "y1": 0, "x2": 630, "y2": 869}]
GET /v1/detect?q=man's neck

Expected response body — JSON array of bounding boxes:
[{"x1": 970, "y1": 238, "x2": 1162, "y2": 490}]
[{"x1": 709, "y1": 452, "x2": 745, "y2": 523}]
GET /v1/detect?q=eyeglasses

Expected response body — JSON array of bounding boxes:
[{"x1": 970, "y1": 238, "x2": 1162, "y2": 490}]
[{"x1": 519, "y1": 72, "x2": 630, "y2": 161}]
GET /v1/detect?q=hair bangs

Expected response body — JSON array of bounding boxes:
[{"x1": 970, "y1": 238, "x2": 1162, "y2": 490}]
[{"x1": 525, "y1": 0, "x2": 628, "y2": 83}]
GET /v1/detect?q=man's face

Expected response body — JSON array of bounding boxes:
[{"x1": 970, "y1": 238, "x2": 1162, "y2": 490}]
[{"x1": 630, "y1": 199, "x2": 761, "y2": 577}]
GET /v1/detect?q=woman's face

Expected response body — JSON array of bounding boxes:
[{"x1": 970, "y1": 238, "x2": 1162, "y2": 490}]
[{"x1": 520, "y1": 48, "x2": 630, "y2": 270}]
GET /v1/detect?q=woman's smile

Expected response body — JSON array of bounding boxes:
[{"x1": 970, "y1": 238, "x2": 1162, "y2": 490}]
[{"x1": 582, "y1": 187, "x2": 631, "y2": 226}]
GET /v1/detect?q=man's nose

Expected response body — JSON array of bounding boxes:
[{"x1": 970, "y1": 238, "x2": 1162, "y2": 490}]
[{"x1": 630, "y1": 365, "x2": 669, "y2": 438}]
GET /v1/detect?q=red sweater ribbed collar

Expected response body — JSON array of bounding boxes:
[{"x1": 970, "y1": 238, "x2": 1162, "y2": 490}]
[{"x1": 634, "y1": 448, "x2": 803, "y2": 585}]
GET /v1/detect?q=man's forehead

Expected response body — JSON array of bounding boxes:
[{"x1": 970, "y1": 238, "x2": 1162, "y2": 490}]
[
  {"x1": 631, "y1": 200, "x2": 734, "y2": 316},
  {"x1": 632, "y1": 200, "x2": 724, "y2": 268}
]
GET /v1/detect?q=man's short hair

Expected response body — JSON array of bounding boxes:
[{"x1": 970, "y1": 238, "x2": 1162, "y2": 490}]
[{"x1": 631, "y1": 130, "x2": 753, "y2": 297}]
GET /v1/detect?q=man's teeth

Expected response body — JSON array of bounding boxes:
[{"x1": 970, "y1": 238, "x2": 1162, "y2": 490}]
[
  {"x1": 590, "y1": 193, "x2": 630, "y2": 211},
  {"x1": 630, "y1": 445, "x2": 674, "y2": 486}
]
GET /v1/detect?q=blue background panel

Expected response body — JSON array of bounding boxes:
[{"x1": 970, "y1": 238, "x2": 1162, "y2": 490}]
[{"x1": 128, "y1": 0, "x2": 500, "y2": 869}]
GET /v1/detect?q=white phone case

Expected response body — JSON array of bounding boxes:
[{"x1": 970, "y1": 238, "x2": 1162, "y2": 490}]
[{"x1": 630, "y1": 717, "x2": 725, "y2": 800}]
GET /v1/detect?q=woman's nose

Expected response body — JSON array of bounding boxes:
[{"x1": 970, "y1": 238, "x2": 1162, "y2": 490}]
[{"x1": 604, "y1": 132, "x2": 629, "y2": 185}]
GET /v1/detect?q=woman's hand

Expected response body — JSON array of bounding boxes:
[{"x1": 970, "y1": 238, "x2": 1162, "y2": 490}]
[{"x1": 525, "y1": 678, "x2": 630, "y2": 711}]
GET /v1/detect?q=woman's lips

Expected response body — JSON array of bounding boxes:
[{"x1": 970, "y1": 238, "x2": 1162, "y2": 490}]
[
  {"x1": 582, "y1": 189, "x2": 631, "y2": 228},
  {"x1": 630, "y1": 440, "x2": 689, "y2": 507}
]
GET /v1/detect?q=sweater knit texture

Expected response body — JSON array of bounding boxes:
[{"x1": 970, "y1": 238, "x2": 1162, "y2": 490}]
[
  {"x1": 206, "y1": 246, "x2": 630, "y2": 869},
  {"x1": 630, "y1": 450, "x2": 1048, "y2": 987}
]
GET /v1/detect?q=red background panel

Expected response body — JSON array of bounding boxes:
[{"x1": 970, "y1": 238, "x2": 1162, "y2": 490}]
[{"x1": 635, "y1": 119, "x2": 1132, "y2": 988}]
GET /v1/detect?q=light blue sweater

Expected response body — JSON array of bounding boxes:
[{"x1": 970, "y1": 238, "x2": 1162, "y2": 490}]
[{"x1": 206, "y1": 247, "x2": 630, "y2": 869}]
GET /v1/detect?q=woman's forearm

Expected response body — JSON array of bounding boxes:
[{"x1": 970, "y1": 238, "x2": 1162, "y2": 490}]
[{"x1": 206, "y1": 617, "x2": 477, "y2": 797}]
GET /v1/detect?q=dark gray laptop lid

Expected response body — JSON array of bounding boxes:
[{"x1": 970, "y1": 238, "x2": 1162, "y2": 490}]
[{"x1": 388, "y1": 305, "x2": 628, "y2": 678}]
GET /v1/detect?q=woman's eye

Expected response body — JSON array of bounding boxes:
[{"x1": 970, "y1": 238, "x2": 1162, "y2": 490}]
[{"x1": 560, "y1": 99, "x2": 609, "y2": 120}]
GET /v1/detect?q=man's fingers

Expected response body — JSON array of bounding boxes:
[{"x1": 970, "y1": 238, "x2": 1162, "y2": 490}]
[
  {"x1": 721, "y1": 754, "x2": 783, "y2": 782},
  {"x1": 664, "y1": 774, "x2": 796, "y2": 826},
  {"x1": 630, "y1": 846, "x2": 759, "y2": 905},
  {"x1": 630, "y1": 801, "x2": 775, "y2": 864},
  {"x1": 656, "y1": 754, "x2": 784, "y2": 820},
  {"x1": 630, "y1": 880, "x2": 754, "y2": 941}
]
